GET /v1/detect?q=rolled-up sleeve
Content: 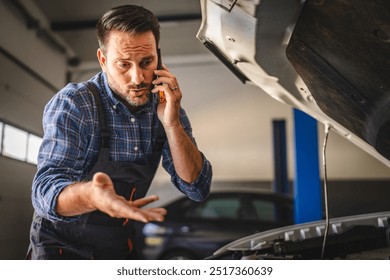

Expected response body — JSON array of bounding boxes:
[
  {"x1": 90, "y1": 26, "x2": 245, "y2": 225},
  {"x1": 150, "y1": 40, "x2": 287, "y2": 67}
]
[
  {"x1": 161, "y1": 108, "x2": 212, "y2": 202},
  {"x1": 32, "y1": 87, "x2": 95, "y2": 222}
]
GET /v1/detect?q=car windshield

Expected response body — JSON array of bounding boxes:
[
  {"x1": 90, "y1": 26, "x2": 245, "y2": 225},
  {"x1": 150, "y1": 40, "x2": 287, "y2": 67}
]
[{"x1": 171, "y1": 193, "x2": 292, "y2": 223}]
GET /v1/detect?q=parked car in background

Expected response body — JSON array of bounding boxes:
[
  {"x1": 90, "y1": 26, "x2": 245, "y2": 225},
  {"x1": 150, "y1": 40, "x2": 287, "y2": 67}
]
[{"x1": 134, "y1": 187, "x2": 294, "y2": 260}]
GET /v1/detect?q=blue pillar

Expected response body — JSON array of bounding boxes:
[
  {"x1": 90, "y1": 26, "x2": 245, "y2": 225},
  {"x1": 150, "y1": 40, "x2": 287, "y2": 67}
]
[
  {"x1": 293, "y1": 109, "x2": 322, "y2": 223},
  {"x1": 272, "y1": 120, "x2": 289, "y2": 194}
]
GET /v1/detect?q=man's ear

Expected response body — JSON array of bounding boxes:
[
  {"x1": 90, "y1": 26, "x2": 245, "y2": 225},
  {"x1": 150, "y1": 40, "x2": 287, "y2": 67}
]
[{"x1": 97, "y1": 48, "x2": 106, "y2": 71}]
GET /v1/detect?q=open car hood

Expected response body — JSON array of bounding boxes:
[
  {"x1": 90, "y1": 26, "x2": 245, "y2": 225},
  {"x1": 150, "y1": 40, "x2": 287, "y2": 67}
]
[
  {"x1": 207, "y1": 211, "x2": 390, "y2": 259},
  {"x1": 196, "y1": 0, "x2": 390, "y2": 167}
]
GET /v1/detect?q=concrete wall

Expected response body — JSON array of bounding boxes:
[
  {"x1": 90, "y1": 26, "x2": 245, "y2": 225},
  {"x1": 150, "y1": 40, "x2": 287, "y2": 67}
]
[{"x1": 0, "y1": 0, "x2": 67, "y2": 259}]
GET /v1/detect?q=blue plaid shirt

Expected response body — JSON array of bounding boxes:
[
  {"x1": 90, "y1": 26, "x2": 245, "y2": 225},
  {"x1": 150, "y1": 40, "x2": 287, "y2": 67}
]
[{"x1": 32, "y1": 72, "x2": 212, "y2": 222}]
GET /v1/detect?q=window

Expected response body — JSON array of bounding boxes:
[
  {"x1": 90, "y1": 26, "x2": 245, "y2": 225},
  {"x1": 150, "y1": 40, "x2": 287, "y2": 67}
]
[
  {"x1": 190, "y1": 197, "x2": 240, "y2": 220},
  {"x1": 3, "y1": 124, "x2": 28, "y2": 161},
  {"x1": 0, "y1": 121, "x2": 42, "y2": 165},
  {"x1": 27, "y1": 134, "x2": 42, "y2": 164},
  {"x1": 252, "y1": 200, "x2": 276, "y2": 222}
]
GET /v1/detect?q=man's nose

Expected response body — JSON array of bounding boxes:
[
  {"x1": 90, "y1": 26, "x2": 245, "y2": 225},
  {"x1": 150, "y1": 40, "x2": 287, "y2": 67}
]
[{"x1": 129, "y1": 66, "x2": 144, "y2": 85}]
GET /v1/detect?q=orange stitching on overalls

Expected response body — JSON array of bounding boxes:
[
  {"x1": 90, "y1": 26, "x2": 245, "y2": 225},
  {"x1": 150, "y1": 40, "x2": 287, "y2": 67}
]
[
  {"x1": 127, "y1": 238, "x2": 133, "y2": 252},
  {"x1": 129, "y1": 187, "x2": 136, "y2": 201},
  {"x1": 122, "y1": 187, "x2": 136, "y2": 226}
]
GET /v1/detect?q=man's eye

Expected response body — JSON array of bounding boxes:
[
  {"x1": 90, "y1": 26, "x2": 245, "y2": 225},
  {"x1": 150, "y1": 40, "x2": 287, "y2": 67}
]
[
  {"x1": 118, "y1": 62, "x2": 130, "y2": 68},
  {"x1": 141, "y1": 59, "x2": 152, "y2": 68}
]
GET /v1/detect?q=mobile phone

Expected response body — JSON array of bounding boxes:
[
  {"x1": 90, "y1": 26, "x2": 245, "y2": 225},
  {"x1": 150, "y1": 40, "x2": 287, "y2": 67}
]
[{"x1": 156, "y1": 48, "x2": 165, "y2": 103}]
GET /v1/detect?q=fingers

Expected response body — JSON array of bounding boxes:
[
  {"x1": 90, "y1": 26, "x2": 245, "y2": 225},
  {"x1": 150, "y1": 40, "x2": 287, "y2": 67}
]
[
  {"x1": 132, "y1": 194, "x2": 158, "y2": 206},
  {"x1": 154, "y1": 67, "x2": 172, "y2": 78},
  {"x1": 91, "y1": 174, "x2": 167, "y2": 223},
  {"x1": 152, "y1": 84, "x2": 179, "y2": 98},
  {"x1": 132, "y1": 196, "x2": 167, "y2": 222},
  {"x1": 153, "y1": 69, "x2": 180, "y2": 92},
  {"x1": 152, "y1": 80, "x2": 179, "y2": 96},
  {"x1": 126, "y1": 207, "x2": 166, "y2": 223},
  {"x1": 103, "y1": 197, "x2": 166, "y2": 223},
  {"x1": 122, "y1": 195, "x2": 167, "y2": 223},
  {"x1": 146, "y1": 207, "x2": 168, "y2": 215},
  {"x1": 120, "y1": 206, "x2": 167, "y2": 223},
  {"x1": 139, "y1": 207, "x2": 167, "y2": 222},
  {"x1": 95, "y1": 192, "x2": 166, "y2": 223}
]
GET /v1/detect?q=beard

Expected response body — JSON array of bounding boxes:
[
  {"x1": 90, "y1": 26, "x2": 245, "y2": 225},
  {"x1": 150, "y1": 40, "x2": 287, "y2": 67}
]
[
  {"x1": 109, "y1": 79, "x2": 152, "y2": 107},
  {"x1": 122, "y1": 87, "x2": 150, "y2": 107}
]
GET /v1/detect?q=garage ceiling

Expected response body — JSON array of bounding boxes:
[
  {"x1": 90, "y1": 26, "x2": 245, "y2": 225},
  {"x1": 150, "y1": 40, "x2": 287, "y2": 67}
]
[{"x1": 32, "y1": 0, "x2": 210, "y2": 70}]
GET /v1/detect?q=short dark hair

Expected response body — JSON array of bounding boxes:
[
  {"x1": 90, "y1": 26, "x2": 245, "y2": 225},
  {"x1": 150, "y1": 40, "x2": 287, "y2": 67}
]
[{"x1": 96, "y1": 5, "x2": 160, "y2": 52}]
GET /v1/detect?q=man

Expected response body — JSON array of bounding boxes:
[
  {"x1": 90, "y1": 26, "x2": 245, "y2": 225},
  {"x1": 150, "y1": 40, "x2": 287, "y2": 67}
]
[{"x1": 28, "y1": 5, "x2": 212, "y2": 259}]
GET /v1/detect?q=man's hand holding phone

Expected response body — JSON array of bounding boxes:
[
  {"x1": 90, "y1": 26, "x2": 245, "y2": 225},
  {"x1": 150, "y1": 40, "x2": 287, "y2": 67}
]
[
  {"x1": 152, "y1": 49, "x2": 182, "y2": 128},
  {"x1": 152, "y1": 49, "x2": 181, "y2": 103}
]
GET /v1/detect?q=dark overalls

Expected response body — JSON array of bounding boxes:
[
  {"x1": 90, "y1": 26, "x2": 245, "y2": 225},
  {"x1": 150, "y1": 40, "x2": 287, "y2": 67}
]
[{"x1": 28, "y1": 82, "x2": 166, "y2": 259}]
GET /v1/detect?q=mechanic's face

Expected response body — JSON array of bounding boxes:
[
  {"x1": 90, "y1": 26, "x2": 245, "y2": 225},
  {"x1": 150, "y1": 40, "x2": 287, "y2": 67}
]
[{"x1": 97, "y1": 30, "x2": 158, "y2": 107}]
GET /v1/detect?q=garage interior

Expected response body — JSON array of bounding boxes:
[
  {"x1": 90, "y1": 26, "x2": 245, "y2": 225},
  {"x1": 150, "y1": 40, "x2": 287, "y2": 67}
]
[{"x1": 0, "y1": 0, "x2": 389, "y2": 259}]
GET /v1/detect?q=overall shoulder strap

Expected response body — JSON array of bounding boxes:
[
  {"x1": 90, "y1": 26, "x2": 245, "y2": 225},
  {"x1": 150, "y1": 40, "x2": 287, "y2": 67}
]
[
  {"x1": 154, "y1": 121, "x2": 166, "y2": 152},
  {"x1": 84, "y1": 82, "x2": 110, "y2": 149}
]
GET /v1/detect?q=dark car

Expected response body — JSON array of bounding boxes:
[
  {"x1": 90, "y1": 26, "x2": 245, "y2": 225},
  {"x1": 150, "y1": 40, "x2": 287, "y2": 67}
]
[{"x1": 134, "y1": 188, "x2": 294, "y2": 260}]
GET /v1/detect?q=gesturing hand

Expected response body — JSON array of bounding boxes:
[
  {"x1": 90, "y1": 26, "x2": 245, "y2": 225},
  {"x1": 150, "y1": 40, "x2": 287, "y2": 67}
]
[{"x1": 90, "y1": 172, "x2": 167, "y2": 223}]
